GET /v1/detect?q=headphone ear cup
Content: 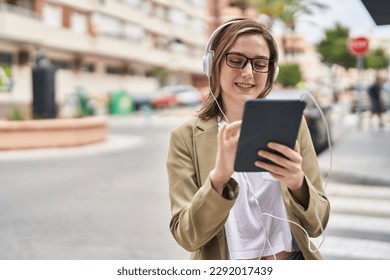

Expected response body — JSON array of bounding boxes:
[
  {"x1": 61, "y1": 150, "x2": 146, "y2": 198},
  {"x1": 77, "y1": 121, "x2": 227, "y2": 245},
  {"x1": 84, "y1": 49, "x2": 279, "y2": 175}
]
[
  {"x1": 203, "y1": 50, "x2": 214, "y2": 78},
  {"x1": 273, "y1": 66, "x2": 279, "y2": 81}
]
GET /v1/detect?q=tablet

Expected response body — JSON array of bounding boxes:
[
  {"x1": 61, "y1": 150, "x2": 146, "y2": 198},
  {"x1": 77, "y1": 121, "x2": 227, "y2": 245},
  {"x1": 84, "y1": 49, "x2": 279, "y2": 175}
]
[{"x1": 234, "y1": 99, "x2": 305, "y2": 172}]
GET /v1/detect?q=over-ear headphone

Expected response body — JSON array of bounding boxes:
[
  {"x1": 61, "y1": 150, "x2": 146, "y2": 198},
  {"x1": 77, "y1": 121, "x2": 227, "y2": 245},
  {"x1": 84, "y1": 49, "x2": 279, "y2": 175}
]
[
  {"x1": 202, "y1": 20, "x2": 279, "y2": 81},
  {"x1": 273, "y1": 64, "x2": 279, "y2": 81}
]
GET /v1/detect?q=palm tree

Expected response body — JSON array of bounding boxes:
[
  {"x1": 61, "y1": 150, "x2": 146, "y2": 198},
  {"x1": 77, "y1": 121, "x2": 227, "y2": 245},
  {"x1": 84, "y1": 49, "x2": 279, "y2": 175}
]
[
  {"x1": 251, "y1": 0, "x2": 286, "y2": 28},
  {"x1": 252, "y1": 0, "x2": 328, "y2": 57},
  {"x1": 229, "y1": 0, "x2": 251, "y2": 10},
  {"x1": 253, "y1": 0, "x2": 328, "y2": 30}
]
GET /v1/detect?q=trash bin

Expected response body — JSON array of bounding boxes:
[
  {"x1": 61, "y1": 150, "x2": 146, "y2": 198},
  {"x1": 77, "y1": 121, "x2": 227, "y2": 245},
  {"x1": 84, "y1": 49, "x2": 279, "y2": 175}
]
[
  {"x1": 109, "y1": 90, "x2": 135, "y2": 115},
  {"x1": 76, "y1": 87, "x2": 94, "y2": 116}
]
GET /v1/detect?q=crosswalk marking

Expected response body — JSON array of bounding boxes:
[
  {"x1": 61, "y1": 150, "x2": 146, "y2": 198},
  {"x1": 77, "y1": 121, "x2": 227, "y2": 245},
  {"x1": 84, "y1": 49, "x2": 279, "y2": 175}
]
[
  {"x1": 328, "y1": 214, "x2": 390, "y2": 235},
  {"x1": 319, "y1": 235, "x2": 390, "y2": 260},
  {"x1": 315, "y1": 182, "x2": 390, "y2": 259}
]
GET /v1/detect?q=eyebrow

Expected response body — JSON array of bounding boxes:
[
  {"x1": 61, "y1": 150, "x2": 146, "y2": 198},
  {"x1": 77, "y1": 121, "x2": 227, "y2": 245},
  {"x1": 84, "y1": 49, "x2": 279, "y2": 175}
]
[{"x1": 227, "y1": 51, "x2": 270, "y2": 60}]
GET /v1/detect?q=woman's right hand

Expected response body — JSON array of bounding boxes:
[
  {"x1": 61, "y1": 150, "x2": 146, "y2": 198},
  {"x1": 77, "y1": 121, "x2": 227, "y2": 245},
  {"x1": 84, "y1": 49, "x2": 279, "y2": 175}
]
[{"x1": 209, "y1": 121, "x2": 241, "y2": 195}]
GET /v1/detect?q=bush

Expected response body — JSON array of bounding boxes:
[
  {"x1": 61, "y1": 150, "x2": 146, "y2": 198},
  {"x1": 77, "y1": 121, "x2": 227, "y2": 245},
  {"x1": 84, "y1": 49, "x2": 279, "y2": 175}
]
[
  {"x1": 7, "y1": 106, "x2": 24, "y2": 121},
  {"x1": 276, "y1": 64, "x2": 302, "y2": 87}
]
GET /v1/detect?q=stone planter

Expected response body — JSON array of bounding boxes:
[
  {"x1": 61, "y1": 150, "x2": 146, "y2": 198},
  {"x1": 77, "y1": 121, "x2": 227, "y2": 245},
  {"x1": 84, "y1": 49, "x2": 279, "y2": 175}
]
[{"x1": 0, "y1": 117, "x2": 107, "y2": 150}]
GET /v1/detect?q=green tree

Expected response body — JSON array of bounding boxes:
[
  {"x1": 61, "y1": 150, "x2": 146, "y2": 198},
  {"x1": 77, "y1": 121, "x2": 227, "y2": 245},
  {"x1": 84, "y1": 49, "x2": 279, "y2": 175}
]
[
  {"x1": 365, "y1": 48, "x2": 389, "y2": 69},
  {"x1": 316, "y1": 23, "x2": 355, "y2": 69},
  {"x1": 276, "y1": 63, "x2": 302, "y2": 87}
]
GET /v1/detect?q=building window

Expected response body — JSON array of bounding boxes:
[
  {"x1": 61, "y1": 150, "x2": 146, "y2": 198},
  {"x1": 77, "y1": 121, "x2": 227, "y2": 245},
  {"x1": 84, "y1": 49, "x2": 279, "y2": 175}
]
[
  {"x1": 168, "y1": 8, "x2": 188, "y2": 27},
  {"x1": 43, "y1": 3, "x2": 62, "y2": 28},
  {"x1": 0, "y1": 52, "x2": 13, "y2": 65},
  {"x1": 106, "y1": 66, "x2": 122, "y2": 74},
  {"x1": 123, "y1": 0, "x2": 141, "y2": 8},
  {"x1": 5, "y1": 0, "x2": 32, "y2": 10},
  {"x1": 71, "y1": 12, "x2": 88, "y2": 34},
  {"x1": 91, "y1": 13, "x2": 122, "y2": 38},
  {"x1": 124, "y1": 24, "x2": 145, "y2": 43},
  {"x1": 190, "y1": 0, "x2": 205, "y2": 8},
  {"x1": 142, "y1": 0, "x2": 152, "y2": 15},
  {"x1": 155, "y1": 5, "x2": 166, "y2": 20},
  {"x1": 51, "y1": 59, "x2": 71, "y2": 70},
  {"x1": 86, "y1": 63, "x2": 95, "y2": 73},
  {"x1": 0, "y1": 52, "x2": 13, "y2": 92}
]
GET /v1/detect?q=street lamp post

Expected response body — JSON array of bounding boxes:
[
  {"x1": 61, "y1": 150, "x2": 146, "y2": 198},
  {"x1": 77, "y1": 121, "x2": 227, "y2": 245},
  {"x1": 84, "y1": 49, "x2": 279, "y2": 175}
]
[{"x1": 32, "y1": 49, "x2": 56, "y2": 119}]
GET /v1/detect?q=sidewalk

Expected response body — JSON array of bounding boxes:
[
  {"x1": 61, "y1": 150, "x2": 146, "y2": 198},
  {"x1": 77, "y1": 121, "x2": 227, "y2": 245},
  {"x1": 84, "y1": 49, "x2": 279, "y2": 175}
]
[
  {"x1": 318, "y1": 112, "x2": 390, "y2": 187},
  {"x1": 1, "y1": 109, "x2": 389, "y2": 188}
]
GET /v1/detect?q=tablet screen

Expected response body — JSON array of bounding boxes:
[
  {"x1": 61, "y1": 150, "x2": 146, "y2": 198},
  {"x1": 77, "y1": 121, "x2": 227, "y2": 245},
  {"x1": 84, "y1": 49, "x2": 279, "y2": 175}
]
[{"x1": 234, "y1": 99, "x2": 305, "y2": 172}]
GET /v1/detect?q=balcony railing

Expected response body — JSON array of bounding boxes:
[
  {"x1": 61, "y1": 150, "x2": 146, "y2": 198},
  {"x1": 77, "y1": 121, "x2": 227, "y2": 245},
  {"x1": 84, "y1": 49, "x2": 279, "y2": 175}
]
[
  {"x1": 0, "y1": 1, "x2": 203, "y2": 74},
  {"x1": 0, "y1": 2, "x2": 39, "y2": 19}
]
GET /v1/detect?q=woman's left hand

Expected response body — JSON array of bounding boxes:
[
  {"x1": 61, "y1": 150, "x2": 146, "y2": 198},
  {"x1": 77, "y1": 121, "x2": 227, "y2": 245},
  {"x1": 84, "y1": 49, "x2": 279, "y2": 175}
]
[{"x1": 255, "y1": 141, "x2": 304, "y2": 191}]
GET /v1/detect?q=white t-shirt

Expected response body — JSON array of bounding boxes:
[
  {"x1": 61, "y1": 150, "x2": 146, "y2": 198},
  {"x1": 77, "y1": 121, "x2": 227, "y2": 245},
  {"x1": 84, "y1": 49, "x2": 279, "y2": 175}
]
[
  {"x1": 217, "y1": 118, "x2": 298, "y2": 259},
  {"x1": 225, "y1": 171, "x2": 299, "y2": 259}
]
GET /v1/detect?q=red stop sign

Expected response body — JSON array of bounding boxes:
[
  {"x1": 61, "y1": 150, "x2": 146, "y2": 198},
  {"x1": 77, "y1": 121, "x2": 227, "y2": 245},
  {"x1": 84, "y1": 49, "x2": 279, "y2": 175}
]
[{"x1": 348, "y1": 36, "x2": 369, "y2": 56}]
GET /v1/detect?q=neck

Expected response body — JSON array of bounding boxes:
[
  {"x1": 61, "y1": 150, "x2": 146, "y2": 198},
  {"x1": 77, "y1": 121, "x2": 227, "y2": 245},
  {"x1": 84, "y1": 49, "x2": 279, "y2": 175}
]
[{"x1": 224, "y1": 104, "x2": 244, "y2": 123}]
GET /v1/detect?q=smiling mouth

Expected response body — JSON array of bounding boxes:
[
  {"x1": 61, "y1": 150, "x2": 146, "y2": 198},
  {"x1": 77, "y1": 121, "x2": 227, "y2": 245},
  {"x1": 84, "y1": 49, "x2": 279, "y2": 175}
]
[{"x1": 236, "y1": 82, "x2": 254, "y2": 89}]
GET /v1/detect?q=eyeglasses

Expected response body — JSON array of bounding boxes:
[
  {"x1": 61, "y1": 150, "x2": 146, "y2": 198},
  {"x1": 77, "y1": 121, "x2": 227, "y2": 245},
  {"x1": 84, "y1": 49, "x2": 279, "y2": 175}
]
[{"x1": 224, "y1": 52, "x2": 273, "y2": 73}]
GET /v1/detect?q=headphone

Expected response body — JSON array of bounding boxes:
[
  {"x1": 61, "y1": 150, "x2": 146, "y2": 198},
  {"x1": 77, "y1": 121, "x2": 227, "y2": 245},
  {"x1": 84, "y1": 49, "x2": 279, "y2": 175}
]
[{"x1": 202, "y1": 20, "x2": 279, "y2": 81}]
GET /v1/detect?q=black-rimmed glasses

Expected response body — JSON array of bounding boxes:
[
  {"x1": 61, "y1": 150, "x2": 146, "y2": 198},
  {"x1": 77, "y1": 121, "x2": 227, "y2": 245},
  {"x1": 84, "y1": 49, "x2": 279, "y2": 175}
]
[{"x1": 224, "y1": 52, "x2": 273, "y2": 73}]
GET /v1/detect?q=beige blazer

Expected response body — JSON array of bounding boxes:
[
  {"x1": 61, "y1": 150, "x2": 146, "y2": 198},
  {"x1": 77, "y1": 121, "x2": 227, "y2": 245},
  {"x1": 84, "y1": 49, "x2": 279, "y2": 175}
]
[{"x1": 167, "y1": 116, "x2": 330, "y2": 260}]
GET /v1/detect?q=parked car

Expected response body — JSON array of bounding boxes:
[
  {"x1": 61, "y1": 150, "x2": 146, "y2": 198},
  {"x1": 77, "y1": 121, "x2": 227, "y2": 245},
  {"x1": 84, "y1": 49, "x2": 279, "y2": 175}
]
[
  {"x1": 151, "y1": 92, "x2": 178, "y2": 108},
  {"x1": 151, "y1": 85, "x2": 202, "y2": 108},
  {"x1": 132, "y1": 91, "x2": 158, "y2": 111},
  {"x1": 266, "y1": 89, "x2": 332, "y2": 155}
]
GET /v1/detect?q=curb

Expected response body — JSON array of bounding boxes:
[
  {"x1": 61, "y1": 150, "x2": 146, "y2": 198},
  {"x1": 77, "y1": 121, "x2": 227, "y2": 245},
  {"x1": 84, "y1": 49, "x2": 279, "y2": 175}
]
[{"x1": 0, "y1": 134, "x2": 144, "y2": 161}]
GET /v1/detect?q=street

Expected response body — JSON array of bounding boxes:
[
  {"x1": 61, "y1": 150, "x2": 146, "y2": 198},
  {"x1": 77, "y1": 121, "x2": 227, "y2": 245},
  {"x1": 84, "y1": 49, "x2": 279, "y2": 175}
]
[
  {"x1": 0, "y1": 112, "x2": 188, "y2": 259},
  {"x1": 0, "y1": 109, "x2": 389, "y2": 260}
]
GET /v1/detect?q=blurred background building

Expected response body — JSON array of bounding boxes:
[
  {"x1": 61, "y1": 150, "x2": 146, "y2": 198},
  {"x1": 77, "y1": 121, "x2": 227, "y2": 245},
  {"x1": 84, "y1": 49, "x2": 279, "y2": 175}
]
[
  {"x1": 0, "y1": 0, "x2": 389, "y2": 118},
  {"x1": 0, "y1": 0, "x2": 208, "y2": 117}
]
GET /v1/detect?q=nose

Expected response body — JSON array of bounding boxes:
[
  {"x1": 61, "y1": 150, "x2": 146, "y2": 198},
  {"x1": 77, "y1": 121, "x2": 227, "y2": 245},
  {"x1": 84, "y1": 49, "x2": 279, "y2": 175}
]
[{"x1": 241, "y1": 61, "x2": 254, "y2": 77}]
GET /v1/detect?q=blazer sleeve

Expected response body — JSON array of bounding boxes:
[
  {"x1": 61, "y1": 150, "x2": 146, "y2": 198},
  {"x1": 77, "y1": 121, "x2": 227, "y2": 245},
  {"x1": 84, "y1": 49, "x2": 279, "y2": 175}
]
[
  {"x1": 283, "y1": 118, "x2": 330, "y2": 237},
  {"x1": 167, "y1": 127, "x2": 239, "y2": 252}
]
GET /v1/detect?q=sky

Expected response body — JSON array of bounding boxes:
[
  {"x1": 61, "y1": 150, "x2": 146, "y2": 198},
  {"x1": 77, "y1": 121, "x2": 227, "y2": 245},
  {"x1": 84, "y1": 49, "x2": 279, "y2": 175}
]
[{"x1": 291, "y1": 0, "x2": 390, "y2": 43}]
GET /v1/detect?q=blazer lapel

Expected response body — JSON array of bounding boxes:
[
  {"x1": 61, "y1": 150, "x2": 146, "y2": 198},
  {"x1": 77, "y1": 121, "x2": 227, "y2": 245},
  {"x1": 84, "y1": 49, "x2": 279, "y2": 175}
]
[{"x1": 193, "y1": 117, "x2": 218, "y2": 186}]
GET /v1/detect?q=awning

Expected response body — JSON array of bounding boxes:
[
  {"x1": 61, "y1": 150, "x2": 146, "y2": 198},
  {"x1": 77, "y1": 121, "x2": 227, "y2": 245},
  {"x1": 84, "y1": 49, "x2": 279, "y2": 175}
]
[{"x1": 361, "y1": 0, "x2": 390, "y2": 25}]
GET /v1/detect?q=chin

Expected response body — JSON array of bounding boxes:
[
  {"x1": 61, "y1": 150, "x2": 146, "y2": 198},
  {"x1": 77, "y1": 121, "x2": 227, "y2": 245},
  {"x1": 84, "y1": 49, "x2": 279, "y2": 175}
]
[{"x1": 241, "y1": 92, "x2": 259, "y2": 100}]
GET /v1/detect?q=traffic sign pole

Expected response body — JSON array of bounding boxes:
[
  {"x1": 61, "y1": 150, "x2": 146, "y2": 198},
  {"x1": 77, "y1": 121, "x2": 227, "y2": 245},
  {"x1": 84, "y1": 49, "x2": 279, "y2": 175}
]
[{"x1": 348, "y1": 36, "x2": 369, "y2": 129}]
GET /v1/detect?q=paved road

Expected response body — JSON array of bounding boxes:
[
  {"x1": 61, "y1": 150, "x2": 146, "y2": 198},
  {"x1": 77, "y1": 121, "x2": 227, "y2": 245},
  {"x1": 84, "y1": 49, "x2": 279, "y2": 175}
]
[
  {"x1": 0, "y1": 110, "x2": 389, "y2": 260},
  {"x1": 0, "y1": 113, "x2": 189, "y2": 260}
]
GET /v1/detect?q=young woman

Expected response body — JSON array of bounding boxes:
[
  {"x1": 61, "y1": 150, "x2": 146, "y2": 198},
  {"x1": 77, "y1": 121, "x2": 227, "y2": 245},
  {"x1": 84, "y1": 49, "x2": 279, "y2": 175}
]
[{"x1": 167, "y1": 18, "x2": 330, "y2": 260}]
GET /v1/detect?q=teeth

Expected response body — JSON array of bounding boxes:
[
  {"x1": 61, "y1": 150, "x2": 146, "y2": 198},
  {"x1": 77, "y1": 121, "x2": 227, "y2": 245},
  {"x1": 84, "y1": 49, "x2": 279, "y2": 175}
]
[{"x1": 237, "y1": 83, "x2": 253, "y2": 88}]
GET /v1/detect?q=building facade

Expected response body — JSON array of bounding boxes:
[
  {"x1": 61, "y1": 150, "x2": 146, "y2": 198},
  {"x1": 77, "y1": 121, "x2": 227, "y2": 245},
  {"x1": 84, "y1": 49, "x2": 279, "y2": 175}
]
[{"x1": 0, "y1": 0, "x2": 208, "y2": 117}]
